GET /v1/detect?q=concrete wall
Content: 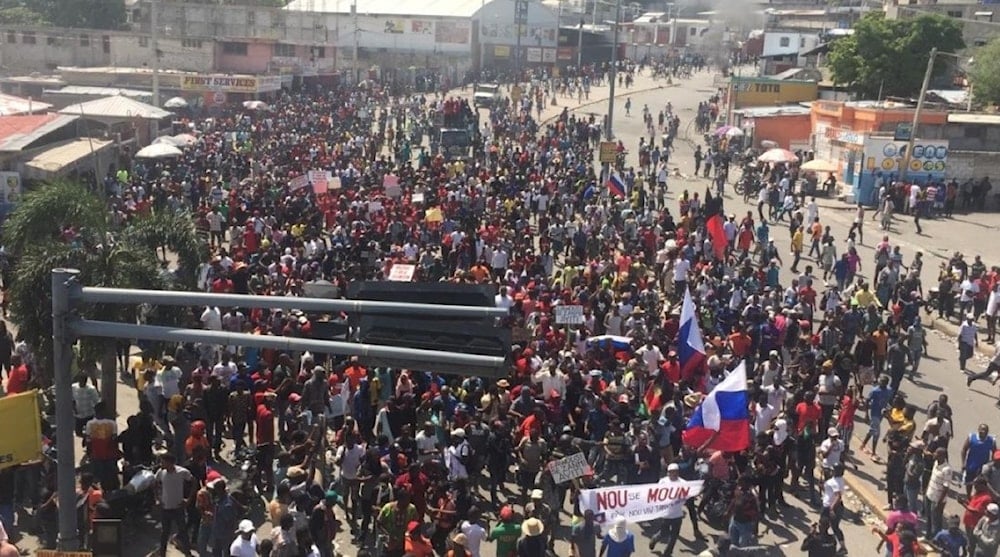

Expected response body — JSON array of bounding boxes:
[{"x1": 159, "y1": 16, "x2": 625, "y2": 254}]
[
  {"x1": 0, "y1": 29, "x2": 111, "y2": 72},
  {"x1": 947, "y1": 150, "x2": 1000, "y2": 182},
  {"x1": 215, "y1": 40, "x2": 273, "y2": 74},
  {"x1": 110, "y1": 36, "x2": 215, "y2": 73},
  {"x1": 135, "y1": 1, "x2": 336, "y2": 44}
]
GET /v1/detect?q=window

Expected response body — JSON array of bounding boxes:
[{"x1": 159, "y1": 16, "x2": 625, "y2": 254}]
[
  {"x1": 46, "y1": 36, "x2": 58, "y2": 46},
  {"x1": 800, "y1": 37, "x2": 806, "y2": 48},
  {"x1": 222, "y1": 41, "x2": 248, "y2": 55},
  {"x1": 312, "y1": 46, "x2": 325, "y2": 58},
  {"x1": 947, "y1": 10, "x2": 962, "y2": 18},
  {"x1": 975, "y1": 39, "x2": 988, "y2": 47},
  {"x1": 779, "y1": 36, "x2": 790, "y2": 47},
  {"x1": 182, "y1": 39, "x2": 203, "y2": 48},
  {"x1": 138, "y1": 36, "x2": 149, "y2": 47},
  {"x1": 102, "y1": 35, "x2": 110, "y2": 53},
  {"x1": 80, "y1": 34, "x2": 89, "y2": 47},
  {"x1": 247, "y1": 11, "x2": 255, "y2": 25},
  {"x1": 5, "y1": 32, "x2": 14, "y2": 44},
  {"x1": 273, "y1": 43, "x2": 295, "y2": 57},
  {"x1": 22, "y1": 32, "x2": 35, "y2": 45}
]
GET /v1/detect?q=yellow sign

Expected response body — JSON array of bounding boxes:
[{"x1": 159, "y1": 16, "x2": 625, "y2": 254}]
[
  {"x1": 599, "y1": 141, "x2": 618, "y2": 164},
  {"x1": 180, "y1": 75, "x2": 283, "y2": 94},
  {"x1": 510, "y1": 85, "x2": 522, "y2": 102},
  {"x1": 494, "y1": 45, "x2": 511, "y2": 58},
  {"x1": 730, "y1": 78, "x2": 817, "y2": 109},
  {"x1": 37, "y1": 551, "x2": 93, "y2": 557},
  {"x1": 0, "y1": 390, "x2": 41, "y2": 470}
]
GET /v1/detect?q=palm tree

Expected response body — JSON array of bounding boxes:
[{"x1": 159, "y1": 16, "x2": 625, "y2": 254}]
[{"x1": 2, "y1": 180, "x2": 208, "y2": 414}]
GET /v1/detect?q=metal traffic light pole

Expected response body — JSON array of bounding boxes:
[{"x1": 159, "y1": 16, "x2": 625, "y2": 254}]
[{"x1": 50, "y1": 268, "x2": 509, "y2": 549}]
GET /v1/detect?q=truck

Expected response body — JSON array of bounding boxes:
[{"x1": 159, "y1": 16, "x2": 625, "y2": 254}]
[{"x1": 473, "y1": 83, "x2": 501, "y2": 108}]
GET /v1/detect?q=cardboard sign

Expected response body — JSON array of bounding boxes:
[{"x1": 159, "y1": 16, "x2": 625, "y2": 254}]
[
  {"x1": 289, "y1": 175, "x2": 309, "y2": 191},
  {"x1": 383, "y1": 174, "x2": 402, "y2": 197},
  {"x1": 330, "y1": 176, "x2": 342, "y2": 190},
  {"x1": 599, "y1": 141, "x2": 618, "y2": 164},
  {"x1": 549, "y1": 451, "x2": 590, "y2": 484},
  {"x1": 368, "y1": 201, "x2": 383, "y2": 213},
  {"x1": 308, "y1": 170, "x2": 329, "y2": 194},
  {"x1": 411, "y1": 192, "x2": 425, "y2": 204},
  {"x1": 388, "y1": 263, "x2": 416, "y2": 282},
  {"x1": 555, "y1": 304, "x2": 585, "y2": 325}
]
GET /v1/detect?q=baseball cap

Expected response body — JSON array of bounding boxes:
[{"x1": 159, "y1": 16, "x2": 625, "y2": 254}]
[
  {"x1": 237, "y1": 519, "x2": 255, "y2": 534},
  {"x1": 828, "y1": 427, "x2": 840, "y2": 437},
  {"x1": 667, "y1": 463, "x2": 680, "y2": 472},
  {"x1": 989, "y1": 503, "x2": 1000, "y2": 515},
  {"x1": 499, "y1": 505, "x2": 514, "y2": 521}
]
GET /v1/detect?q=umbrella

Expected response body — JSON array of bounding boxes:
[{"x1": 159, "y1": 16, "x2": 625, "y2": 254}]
[
  {"x1": 714, "y1": 125, "x2": 737, "y2": 137},
  {"x1": 152, "y1": 135, "x2": 181, "y2": 146},
  {"x1": 760, "y1": 140, "x2": 779, "y2": 149},
  {"x1": 757, "y1": 148, "x2": 799, "y2": 164},
  {"x1": 172, "y1": 133, "x2": 198, "y2": 147},
  {"x1": 242, "y1": 100, "x2": 269, "y2": 111},
  {"x1": 725, "y1": 127, "x2": 744, "y2": 138},
  {"x1": 800, "y1": 158, "x2": 838, "y2": 172},
  {"x1": 135, "y1": 143, "x2": 183, "y2": 159},
  {"x1": 163, "y1": 96, "x2": 188, "y2": 109}
]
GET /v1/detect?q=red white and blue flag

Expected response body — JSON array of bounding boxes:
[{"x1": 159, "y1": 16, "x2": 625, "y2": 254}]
[
  {"x1": 606, "y1": 173, "x2": 627, "y2": 198},
  {"x1": 682, "y1": 360, "x2": 751, "y2": 452},
  {"x1": 677, "y1": 288, "x2": 707, "y2": 381}
]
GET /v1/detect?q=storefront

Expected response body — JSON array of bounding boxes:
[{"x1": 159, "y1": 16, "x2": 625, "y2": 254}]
[
  {"x1": 811, "y1": 124, "x2": 865, "y2": 198},
  {"x1": 856, "y1": 137, "x2": 949, "y2": 205}
]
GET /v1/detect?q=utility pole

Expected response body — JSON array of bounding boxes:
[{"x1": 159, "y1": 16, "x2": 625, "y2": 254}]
[
  {"x1": 577, "y1": 17, "x2": 584, "y2": 69},
  {"x1": 52, "y1": 269, "x2": 80, "y2": 550},
  {"x1": 515, "y1": 0, "x2": 528, "y2": 81},
  {"x1": 351, "y1": 1, "x2": 359, "y2": 85},
  {"x1": 605, "y1": 0, "x2": 620, "y2": 140},
  {"x1": 150, "y1": 0, "x2": 160, "y2": 106},
  {"x1": 900, "y1": 47, "x2": 936, "y2": 181}
]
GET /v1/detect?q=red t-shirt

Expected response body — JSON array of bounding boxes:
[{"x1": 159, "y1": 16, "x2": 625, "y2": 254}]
[
  {"x1": 7, "y1": 364, "x2": 29, "y2": 394},
  {"x1": 795, "y1": 402, "x2": 822, "y2": 434},
  {"x1": 255, "y1": 405, "x2": 275, "y2": 445}
]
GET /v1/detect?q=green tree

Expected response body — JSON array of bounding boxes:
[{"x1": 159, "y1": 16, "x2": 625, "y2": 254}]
[
  {"x1": 970, "y1": 38, "x2": 1000, "y2": 106},
  {"x1": 827, "y1": 13, "x2": 965, "y2": 98},
  {"x1": 2, "y1": 181, "x2": 207, "y2": 414}
]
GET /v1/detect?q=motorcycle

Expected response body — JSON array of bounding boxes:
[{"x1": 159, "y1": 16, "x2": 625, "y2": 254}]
[{"x1": 105, "y1": 465, "x2": 156, "y2": 526}]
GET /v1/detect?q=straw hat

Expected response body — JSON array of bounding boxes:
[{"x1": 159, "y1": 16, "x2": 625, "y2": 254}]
[{"x1": 521, "y1": 517, "x2": 545, "y2": 537}]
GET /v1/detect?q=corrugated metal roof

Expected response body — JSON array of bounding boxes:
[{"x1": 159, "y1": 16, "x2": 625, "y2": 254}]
[
  {"x1": 23, "y1": 138, "x2": 113, "y2": 174},
  {"x1": 734, "y1": 106, "x2": 812, "y2": 117},
  {"x1": 46, "y1": 86, "x2": 152, "y2": 100},
  {"x1": 0, "y1": 114, "x2": 78, "y2": 152},
  {"x1": 0, "y1": 93, "x2": 52, "y2": 116},
  {"x1": 947, "y1": 113, "x2": 1000, "y2": 125},
  {"x1": 284, "y1": 0, "x2": 483, "y2": 17},
  {"x1": 58, "y1": 96, "x2": 171, "y2": 120}
]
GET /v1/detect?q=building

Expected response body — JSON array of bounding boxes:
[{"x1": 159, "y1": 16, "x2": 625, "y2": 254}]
[
  {"x1": 810, "y1": 100, "x2": 950, "y2": 203},
  {"x1": 759, "y1": 29, "x2": 822, "y2": 74},
  {"x1": 731, "y1": 105, "x2": 812, "y2": 151},
  {"x1": 887, "y1": 3, "x2": 998, "y2": 49}
]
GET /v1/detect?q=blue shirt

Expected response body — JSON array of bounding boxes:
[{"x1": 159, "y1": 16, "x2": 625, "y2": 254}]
[
  {"x1": 867, "y1": 386, "x2": 892, "y2": 417},
  {"x1": 601, "y1": 532, "x2": 635, "y2": 557},
  {"x1": 932, "y1": 529, "x2": 967, "y2": 557}
]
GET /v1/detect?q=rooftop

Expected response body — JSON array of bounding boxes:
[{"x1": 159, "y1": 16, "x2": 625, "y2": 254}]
[
  {"x1": 284, "y1": 0, "x2": 484, "y2": 18},
  {"x1": 59, "y1": 96, "x2": 171, "y2": 120},
  {"x1": 947, "y1": 113, "x2": 1000, "y2": 125},
  {"x1": 0, "y1": 114, "x2": 78, "y2": 152},
  {"x1": 0, "y1": 93, "x2": 52, "y2": 116},
  {"x1": 734, "y1": 105, "x2": 812, "y2": 117}
]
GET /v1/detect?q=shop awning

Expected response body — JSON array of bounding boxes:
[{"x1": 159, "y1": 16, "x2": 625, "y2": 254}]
[{"x1": 22, "y1": 138, "x2": 112, "y2": 176}]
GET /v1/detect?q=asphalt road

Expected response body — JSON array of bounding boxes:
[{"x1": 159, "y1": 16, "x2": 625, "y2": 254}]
[{"x1": 19, "y1": 66, "x2": 1000, "y2": 556}]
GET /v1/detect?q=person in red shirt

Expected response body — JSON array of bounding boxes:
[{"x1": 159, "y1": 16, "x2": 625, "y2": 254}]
[
  {"x1": 795, "y1": 391, "x2": 822, "y2": 435},
  {"x1": 6, "y1": 354, "x2": 29, "y2": 394},
  {"x1": 395, "y1": 463, "x2": 430, "y2": 516},
  {"x1": 255, "y1": 392, "x2": 276, "y2": 493}
]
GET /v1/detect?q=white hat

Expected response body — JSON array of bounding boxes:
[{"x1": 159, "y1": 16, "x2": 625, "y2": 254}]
[
  {"x1": 530, "y1": 488, "x2": 544, "y2": 500},
  {"x1": 521, "y1": 517, "x2": 545, "y2": 537},
  {"x1": 237, "y1": 519, "x2": 255, "y2": 534},
  {"x1": 451, "y1": 428, "x2": 466, "y2": 438},
  {"x1": 607, "y1": 517, "x2": 629, "y2": 543},
  {"x1": 828, "y1": 427, "x2": 840, "y2": 437},
  {"x1": 989, "y1": 503, "x2": 1000, "y2": 515}
]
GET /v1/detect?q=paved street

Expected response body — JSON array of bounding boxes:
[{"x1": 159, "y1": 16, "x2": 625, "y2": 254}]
[{"x1": 14, "y1": 65, "x2": 1000, "y2": 556}]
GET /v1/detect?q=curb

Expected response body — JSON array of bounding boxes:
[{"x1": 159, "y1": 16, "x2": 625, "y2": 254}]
[
  {"x1": 927, "y1": 314, "x2": 997, "y2": 358},
  {"x1": 539, "y1": 81, "x2": 677, "y2": 128}
]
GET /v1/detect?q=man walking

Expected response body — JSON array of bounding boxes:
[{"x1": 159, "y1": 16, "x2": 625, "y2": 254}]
[{"x1": 154, "y1": 453, "x2": 195, "y2": 556}]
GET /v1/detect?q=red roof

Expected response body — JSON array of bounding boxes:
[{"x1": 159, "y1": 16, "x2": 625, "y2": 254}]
[{"x1": 0, "y1": 114, "x2": 62, "y2": 142}]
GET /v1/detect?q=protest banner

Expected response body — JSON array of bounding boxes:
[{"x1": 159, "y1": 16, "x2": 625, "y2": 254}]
[
  {"x1": 383, "y1": 174, "x2": 402, "y2": 197},
  {"x1": 554, "y1": 304, "x2": 584, "y2": 325},
  {"x1": 388, "y1": 264, "x2": 416, "y2": 282},
  {"x1": 578, "y1": 479, "x2": 704, "y2": 524},
  {"x1": 548, "y1": 451, "x2": 590, "y2": 484},
  {"x1": 289, "y1": 175, "x2": 309, "y2": 191},
  {"x1": 308, "y1": 170, "x2": 329, "y2": 194}
]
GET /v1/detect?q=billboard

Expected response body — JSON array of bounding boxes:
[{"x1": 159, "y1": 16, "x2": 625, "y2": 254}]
[
  {"x1": 856, "y1": 137, "x2": 949, "y2": 205},
  {"x1": 730, "y1": 77, "x2": 818, "y2": 108}
]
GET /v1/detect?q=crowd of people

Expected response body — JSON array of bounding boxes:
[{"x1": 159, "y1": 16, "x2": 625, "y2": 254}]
[{"x1": 0, "y1": 57, "x2": 996, "y2": 557}]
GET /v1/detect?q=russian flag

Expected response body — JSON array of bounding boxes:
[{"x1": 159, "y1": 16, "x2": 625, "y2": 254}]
[
  {"x1": 606, "y1": 172, "x2": 627, "y2": 198},
  {"x1": 678, "y1": 288, "x2": 707, "y2": 381},
  {"x1": 682, "y1": 361, "x2": 751, "y2": 452}
]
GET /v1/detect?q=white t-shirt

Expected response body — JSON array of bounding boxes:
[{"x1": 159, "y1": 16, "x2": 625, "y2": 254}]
[
  {"x1": 819, "y1": 438, "x2": 844, "y2": 469},
  {"x1": 415, "y1": 431, "x2": 439, "y2": 462},
  {"x1": 637, "y1": 345, "x2": 663, "y2": 373},
  {"x1": 200, "y1": 306, "x2": 222, "y2": 330},
  {"x1": 230, "y1": 534, "x2": 258, "y2": 557},
  {"x1": 337, "y1": 444, "x2": 366, "y2": 480},
  {"x1": 822, "y1": 476, "x2": 844, "y2": 508},
  {"x1": 672, "y1": 258, "x2": 690, "y2": 282},
  {"x1": 460, "y1": 520, "x2": 489, "y2": 557}
]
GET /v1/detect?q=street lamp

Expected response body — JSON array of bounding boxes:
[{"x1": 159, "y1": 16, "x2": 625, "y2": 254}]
[{"x1": 900, "y1": 48, "x2": 969, "y2": 180}]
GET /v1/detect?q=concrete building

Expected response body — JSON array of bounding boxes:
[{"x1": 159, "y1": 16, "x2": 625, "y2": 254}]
[
  {"x1": 731, "y1": 105, "x2": 812, "y2": 151},
  {"x1": 887, "y1": 3, "x2": 998, "y2": 49}
]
